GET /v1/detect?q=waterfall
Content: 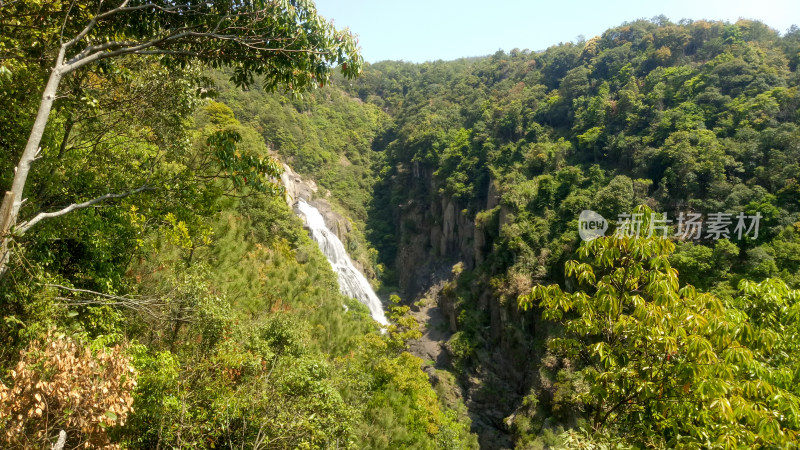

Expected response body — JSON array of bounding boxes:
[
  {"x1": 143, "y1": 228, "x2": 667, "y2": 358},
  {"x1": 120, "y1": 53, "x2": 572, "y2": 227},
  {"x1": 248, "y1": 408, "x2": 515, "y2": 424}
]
[{"x1": 295, "y1": 199, "x2": 389, "y2": 326}]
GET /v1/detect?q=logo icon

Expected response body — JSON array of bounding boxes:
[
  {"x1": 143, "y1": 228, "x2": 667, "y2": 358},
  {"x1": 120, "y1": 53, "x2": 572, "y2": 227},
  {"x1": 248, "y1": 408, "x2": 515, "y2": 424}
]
[{"x1": 579, "y1": 210, "x2": 607, "y2": 241}]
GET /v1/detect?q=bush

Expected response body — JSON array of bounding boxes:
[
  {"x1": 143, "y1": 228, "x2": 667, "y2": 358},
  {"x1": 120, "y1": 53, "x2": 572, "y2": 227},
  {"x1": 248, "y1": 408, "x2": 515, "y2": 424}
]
[{"x1": 0, "y1": 331, "x2": 135, "y2": 449}]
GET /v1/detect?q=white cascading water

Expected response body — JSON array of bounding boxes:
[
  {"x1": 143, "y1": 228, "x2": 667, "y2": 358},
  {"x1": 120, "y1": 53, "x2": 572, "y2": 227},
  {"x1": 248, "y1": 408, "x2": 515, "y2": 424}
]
[{"x1": 295, "y1": 199, "x2": 389, "y2": 326}]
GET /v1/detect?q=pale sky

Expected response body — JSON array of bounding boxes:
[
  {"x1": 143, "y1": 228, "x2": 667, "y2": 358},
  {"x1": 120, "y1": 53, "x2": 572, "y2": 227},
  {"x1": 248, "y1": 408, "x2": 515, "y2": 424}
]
[{"x1": 314, "y1": 0, "x2": 800, "y2": 63}]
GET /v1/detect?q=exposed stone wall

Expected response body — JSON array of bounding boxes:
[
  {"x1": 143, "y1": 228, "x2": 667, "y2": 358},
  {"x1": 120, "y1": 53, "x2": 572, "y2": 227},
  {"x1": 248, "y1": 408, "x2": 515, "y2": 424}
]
[{"x1": 394, "y1": 163, "x2": 497, "y2": 297}]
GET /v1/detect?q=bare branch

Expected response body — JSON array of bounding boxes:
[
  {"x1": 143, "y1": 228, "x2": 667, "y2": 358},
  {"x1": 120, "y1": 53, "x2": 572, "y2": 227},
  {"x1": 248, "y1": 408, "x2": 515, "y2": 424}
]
[
  {"x1": 46, "y1": 284, "x2": 168, "y2": 320},
  {"x1": 17, "y1": 184, "x2": 153, "y2": 234},
  {"x1": 59, "y1": 0, "x2": 78, "y2": 45}
]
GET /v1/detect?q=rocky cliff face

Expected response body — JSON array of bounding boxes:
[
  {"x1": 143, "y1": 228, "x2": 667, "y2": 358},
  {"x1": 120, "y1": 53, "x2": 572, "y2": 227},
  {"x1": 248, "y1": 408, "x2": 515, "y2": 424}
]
[
  {"x1": 393, "y1": 165, "x2": 510, "y2": 296},
  {"x1": 390, "y1": 162, "x2": 531, "y2": 448},
  {"x1": 395, "y1": 163, "x2": 481, "y2": 296},
  {"x1": 393, "y1": 164, "x2": 505, "y2": 304}
]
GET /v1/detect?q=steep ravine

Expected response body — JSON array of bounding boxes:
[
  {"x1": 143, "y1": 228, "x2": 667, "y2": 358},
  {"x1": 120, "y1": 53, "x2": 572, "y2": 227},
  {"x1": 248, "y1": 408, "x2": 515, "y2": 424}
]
[
  {"x1": 282, "y1": 161, "x2": 530, "y2": 448},
  {"x1": 386, "y1": 163, "x2": 534, "y2": 449}
]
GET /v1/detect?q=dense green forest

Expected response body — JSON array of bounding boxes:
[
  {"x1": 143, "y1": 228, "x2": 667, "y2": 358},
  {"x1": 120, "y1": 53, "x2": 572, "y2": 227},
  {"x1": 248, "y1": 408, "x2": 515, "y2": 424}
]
[
  {"x1": 339, "y1": 17, "x2": 800, "y2": 448},
  {"x1": 2, "y1": 2, "x2": 800, "y2": 449},
  {"x1": 0, "y1": 1, "x2": 475, "y2": 448}
]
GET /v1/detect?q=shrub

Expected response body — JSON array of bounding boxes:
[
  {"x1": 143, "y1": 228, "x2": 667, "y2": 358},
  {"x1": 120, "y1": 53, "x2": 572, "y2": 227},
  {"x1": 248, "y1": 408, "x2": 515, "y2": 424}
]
[{"x1": 0, "y1": 332, "x2": 135, "y2": 449}]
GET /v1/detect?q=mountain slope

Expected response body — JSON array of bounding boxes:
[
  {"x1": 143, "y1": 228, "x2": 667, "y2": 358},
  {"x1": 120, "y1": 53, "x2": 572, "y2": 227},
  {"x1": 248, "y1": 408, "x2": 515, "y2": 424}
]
[{"x1": 338, "y1": 18, "x2": 800, "y2": 447}]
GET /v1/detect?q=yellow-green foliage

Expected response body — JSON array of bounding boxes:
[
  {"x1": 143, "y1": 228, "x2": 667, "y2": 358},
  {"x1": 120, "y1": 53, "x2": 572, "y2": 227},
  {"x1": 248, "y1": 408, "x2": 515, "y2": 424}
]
[
  {"x1": 521, "y1": 207, "x2": 800, "y2": 447},
  {"x1": 334, "y1": 301, "x2": 478, "y2": 449},
  {"x1": 0, "y1": 61, "x2": 476, "y2": 447}
]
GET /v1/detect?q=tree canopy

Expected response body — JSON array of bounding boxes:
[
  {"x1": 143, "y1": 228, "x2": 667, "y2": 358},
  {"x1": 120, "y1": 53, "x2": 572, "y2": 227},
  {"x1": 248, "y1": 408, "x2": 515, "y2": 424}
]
[
  {"x1": 0, "y1": 0, "x2": 363, "y2": 274},
  {"x1": 521, "y1": 209, "x2": 800, "y2": 447}
]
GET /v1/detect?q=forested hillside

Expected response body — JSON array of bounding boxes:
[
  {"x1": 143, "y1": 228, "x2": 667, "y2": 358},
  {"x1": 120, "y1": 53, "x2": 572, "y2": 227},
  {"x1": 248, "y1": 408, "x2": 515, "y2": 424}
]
[
  {"x1": 0, "y1": 1, "x2": 475, "y2": 448},
  {"x1": 337, "y1": 18, "x2": 800, "y2": 449},
  {"x1": 2, "y1": 3, "x2": 800, "y2": 448}
]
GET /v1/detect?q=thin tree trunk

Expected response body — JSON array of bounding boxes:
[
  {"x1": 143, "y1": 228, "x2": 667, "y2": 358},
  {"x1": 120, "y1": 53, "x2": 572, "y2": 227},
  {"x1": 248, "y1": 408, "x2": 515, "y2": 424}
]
[
  {"x1": 0, "y1": 48, "x2": 65, "y2": 275},
  {"x1": 0, "y1": 191, "x2": 14, "y2": 273}
]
